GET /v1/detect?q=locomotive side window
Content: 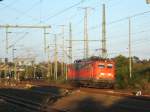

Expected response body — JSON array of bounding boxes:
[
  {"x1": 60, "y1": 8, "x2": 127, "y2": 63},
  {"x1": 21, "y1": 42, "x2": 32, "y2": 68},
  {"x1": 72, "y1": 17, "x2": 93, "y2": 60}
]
[
  {"x1": 107, "y1": 64, "x2": 113, "y2": 68},
  {"x1": 98, "y1": 64, "x2": 105, "y2": 68}
]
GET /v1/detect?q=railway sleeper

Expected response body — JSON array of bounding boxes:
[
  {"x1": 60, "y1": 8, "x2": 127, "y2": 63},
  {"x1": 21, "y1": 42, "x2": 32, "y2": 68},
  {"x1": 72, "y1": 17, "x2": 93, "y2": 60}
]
[{"x1": 0, "y1": 94, "x2": 42, "y2": 111}]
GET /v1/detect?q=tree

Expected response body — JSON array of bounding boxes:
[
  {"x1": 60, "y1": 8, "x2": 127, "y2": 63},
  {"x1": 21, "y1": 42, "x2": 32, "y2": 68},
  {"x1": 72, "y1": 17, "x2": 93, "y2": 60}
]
[
  {"x1": 114, "y1": 55, "x2": 150, "y2": 90},
  {"x1": 114, "y1": 55, "x2": 130, "y2": 88}
]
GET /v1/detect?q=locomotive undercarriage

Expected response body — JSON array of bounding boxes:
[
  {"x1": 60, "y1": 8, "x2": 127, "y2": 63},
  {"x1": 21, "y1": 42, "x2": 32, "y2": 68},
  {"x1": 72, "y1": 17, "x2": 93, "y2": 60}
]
[{"x1": 69, "y1": 79, "x2": 115, "y2": 89}]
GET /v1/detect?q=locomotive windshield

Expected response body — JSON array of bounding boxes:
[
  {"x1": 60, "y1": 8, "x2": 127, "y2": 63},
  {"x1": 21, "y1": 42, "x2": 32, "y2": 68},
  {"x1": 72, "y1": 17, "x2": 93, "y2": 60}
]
[
  {"x1": 98, "y1": 64, "x2": 105, "y2": 68},
  {"x1": 107, "y1": 64, "x2": 113, "y2": 68}
]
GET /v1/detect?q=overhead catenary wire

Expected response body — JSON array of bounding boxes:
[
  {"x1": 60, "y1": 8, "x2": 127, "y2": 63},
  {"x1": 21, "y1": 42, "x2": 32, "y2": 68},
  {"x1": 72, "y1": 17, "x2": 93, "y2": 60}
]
[
  {"x1": 43, "y1": 0, "x2": 86, "y2": 22},
  {"x1": 8, "y1": 32, "x2": 29, "y2": 49},
  {"x1": 15, "y1": 0, "x2": 42, "y2": 21},
  {"x1": 0, "y1": 2, "x2": 42, "y2": 23},
  {"x1": 109, "y1": 27, "x2": 150, "y2": 41},
  {"x1": 74, "y1": 9, "x2": 150, "y2": 36},
  {"x1": 0, "y1": 0, "x2": 17, "y2": 10},
  {"x1": 0, "y1": 1, "x2": 150, "y2": 61}
]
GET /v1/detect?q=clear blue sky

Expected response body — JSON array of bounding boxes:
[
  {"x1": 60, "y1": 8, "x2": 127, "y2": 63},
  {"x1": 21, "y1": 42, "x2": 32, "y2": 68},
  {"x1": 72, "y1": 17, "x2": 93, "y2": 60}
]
[{"x1": 0, "y1": 0, "x2": 150, "y2": 62}]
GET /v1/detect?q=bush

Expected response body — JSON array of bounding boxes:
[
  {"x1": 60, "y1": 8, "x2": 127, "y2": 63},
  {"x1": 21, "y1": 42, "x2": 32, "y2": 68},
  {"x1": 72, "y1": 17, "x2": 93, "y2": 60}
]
[{"x1": 114, "y1": 55, "x2": 150, "y2": 90}]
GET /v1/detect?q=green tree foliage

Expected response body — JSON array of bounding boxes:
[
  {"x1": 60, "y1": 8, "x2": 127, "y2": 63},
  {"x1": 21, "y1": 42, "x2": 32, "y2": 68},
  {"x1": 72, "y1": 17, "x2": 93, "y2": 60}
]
[
  {"x1": 114, "y1": 55, "x2": 150, "y2": 90},
  {"x1": 114, "y1": 55, "x2": 130, "y2": 88},
  {"x1": 132, "y1": 58, "x2": 150, "y2": 90}
]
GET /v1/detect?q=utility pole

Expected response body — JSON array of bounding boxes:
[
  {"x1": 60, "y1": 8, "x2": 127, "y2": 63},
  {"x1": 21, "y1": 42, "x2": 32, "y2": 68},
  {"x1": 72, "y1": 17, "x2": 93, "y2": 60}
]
[
  {"x1": 54, "y1": 34, "x2": 58, "y2": 80},
  {"x1": 65, "y1": 47, "x2": 68, "y2": 80},
  {"x1": 47, "y1": 46, "x2": 50, "y2": 79},
  {"x1": 12, "y1": 45, "x2": 16, "y2": 62},
  {"x1": 12, "y1": 46, "x2": 17, "y2": 80},
  {"x1": 101, "y1": 4, "x2": 107, "y2": 58},
  {"x1": 84, "y1": 8, "x2": 88, "y2": 59},
  {"x1": 14, "y1": 59, "x2": 17, "y2": 80},
  {"x1": 44, "y1": 28, "x2": 47, "y2": 54},
  {"x1": 4, "y1": 27, "x2": 9, "y2": 81},
  {"x1": 59, "y1": 25, "x2": 65, "y2": 76},
  {"x1": 6, "y1": 27, "x2": 9, "y2": 54},
  {"x1": 33, "y1": 64, "x2": 36, "y2": 79},
  {"x1": 129, "y1": 18, "x2": 132, "y2": 78},
  {"x1": 80, "y1": 7, "x2": 93, "y2": 59},
  {"x1": 69, "y1": 23, "x2": 72, "y2": 64}
]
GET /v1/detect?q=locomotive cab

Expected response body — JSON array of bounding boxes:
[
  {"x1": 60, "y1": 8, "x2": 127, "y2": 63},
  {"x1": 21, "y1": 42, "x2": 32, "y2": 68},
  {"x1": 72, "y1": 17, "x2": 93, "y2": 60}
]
[
  {"x1": 96, "y1": 61, "x2": 115, "y2": 81},
  {"x1": 67, "y1": 59, "x2": 115, "y2": 88}
]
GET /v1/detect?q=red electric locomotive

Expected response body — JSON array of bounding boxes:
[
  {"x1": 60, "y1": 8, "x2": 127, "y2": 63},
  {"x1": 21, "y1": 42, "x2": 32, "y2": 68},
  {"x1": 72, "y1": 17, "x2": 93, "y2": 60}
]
[{"x1": 67, "y1": 57, "x2": 115, "y2": 88}]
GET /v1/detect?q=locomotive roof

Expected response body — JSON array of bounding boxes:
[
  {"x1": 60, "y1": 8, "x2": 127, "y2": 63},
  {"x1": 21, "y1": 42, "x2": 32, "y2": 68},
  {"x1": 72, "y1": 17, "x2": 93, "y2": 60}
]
[{"x1": 74, "y1": 57, "x2": 114, "y2": 64}]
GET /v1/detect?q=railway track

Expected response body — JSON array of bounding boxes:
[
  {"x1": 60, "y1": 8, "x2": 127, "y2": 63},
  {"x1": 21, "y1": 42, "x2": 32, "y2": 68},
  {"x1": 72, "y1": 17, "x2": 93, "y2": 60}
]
[
  {"x1": 27, "y1": 80, "x2": 150, "y2": 100},
  {"x1": 45, "y1": 84, "x2": 150, "y2": 112},
  {"x1": 23, "y1": 80, "x2": 150, "y2": 98},
  {"x1": 30, "y1": 82, "x2": 150, "y2": 111},
  {"x1": 0, "y1": 93, "x2": 42, "y2": 112},
  {"x1": 0, "y1": 90, "x2": 68, "y2": 112},
  {"x1": 38, "y1": 83, "x2": 149, "y2": 98},
  {"x1": 79, "y1": 87, "x2": 150, "y2": 101},
  {"x1": 2, "y1": 81, "x2": 150, "y2": 112}
]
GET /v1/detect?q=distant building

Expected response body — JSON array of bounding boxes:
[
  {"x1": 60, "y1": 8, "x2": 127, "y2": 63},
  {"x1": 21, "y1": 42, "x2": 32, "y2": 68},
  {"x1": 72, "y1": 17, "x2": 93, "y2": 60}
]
[
  {"x1": 0, "y1": 58, "x2": 2, "y2": 63},
  {"x1": 0, "y1": 58, "x2": 8, "y2": 64},
  {"x1": 14, "y1": 58, "x2": 35, "y2": 66}
]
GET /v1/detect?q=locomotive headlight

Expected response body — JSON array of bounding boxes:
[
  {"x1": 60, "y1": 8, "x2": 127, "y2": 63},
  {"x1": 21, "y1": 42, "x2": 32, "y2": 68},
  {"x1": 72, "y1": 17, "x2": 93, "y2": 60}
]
[
  {"x1": 108, "y1": 73, "x2": 112, "y2": 76},
  {"x1": 100, "y1": 73, "x2": 105, "y2": 75}
]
